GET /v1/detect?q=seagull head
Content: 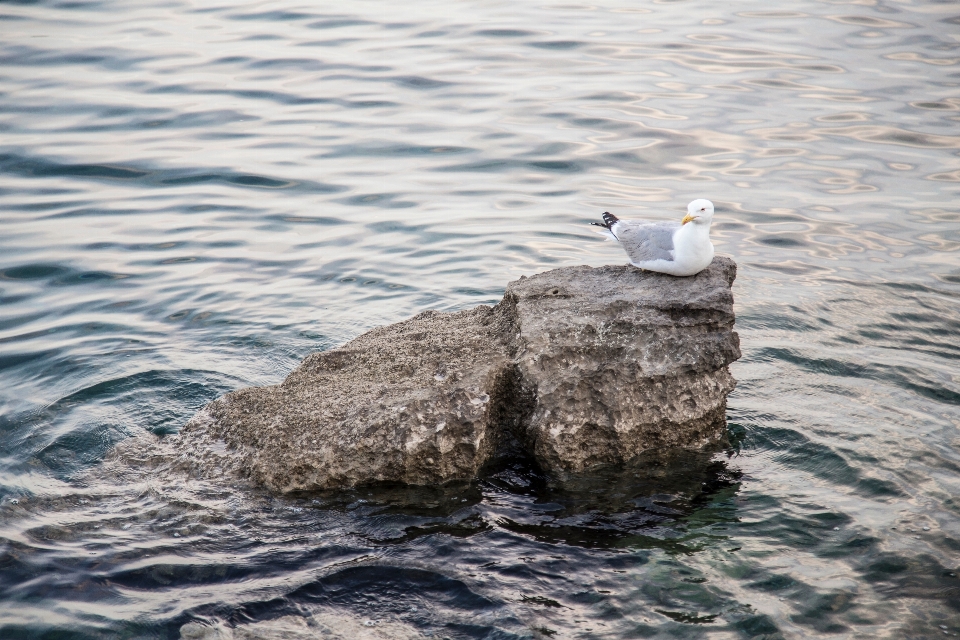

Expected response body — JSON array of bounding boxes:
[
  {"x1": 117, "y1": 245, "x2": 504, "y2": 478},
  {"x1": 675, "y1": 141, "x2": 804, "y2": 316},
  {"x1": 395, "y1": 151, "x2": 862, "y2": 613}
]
[{"x1": 682, "y1": 199, "x2": 714, "y2": 226}]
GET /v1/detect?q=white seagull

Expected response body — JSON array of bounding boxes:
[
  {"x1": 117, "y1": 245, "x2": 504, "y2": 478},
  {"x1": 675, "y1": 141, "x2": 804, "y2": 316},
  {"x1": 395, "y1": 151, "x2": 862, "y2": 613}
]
[{"x1": 592, "y1": 199, "x2": 716, "y2": 276}]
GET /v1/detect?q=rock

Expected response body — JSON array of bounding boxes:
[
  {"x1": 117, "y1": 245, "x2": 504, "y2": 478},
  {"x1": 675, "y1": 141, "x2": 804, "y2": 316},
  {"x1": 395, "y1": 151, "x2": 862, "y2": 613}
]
[
  {"x1": 508, "y1": 260, "x2": 740, "y2": 472},
  {"x1": 173, "y1": 257, "x2": 740, "y2": 492},
  {"x1": 175, "y1": 304, "x2": 522, "y2": 491}
]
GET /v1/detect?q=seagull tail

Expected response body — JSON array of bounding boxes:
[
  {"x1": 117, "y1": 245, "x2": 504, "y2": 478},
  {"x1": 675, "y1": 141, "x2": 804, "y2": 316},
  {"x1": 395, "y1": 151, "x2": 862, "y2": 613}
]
[
  {"x1": 590, "y1": 212, "x2": 620, "y2": 239},
  {"x1": 590, "y1": 211, "x2": 619, "y2": 228}
]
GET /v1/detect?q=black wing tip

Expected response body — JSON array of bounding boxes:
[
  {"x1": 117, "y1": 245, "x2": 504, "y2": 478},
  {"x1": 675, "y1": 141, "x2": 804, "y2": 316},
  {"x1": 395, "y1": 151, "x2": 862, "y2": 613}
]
[
  {"x1": 600, "y1": 211, "x2": 619, "y2": 228},
  {"x1": 591, "y1": 211, "x2": 619, "y2": 229}
]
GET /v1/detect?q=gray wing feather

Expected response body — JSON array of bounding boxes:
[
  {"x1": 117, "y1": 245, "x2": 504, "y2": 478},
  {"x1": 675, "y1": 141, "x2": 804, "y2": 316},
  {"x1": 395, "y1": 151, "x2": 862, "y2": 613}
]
[{"x1": 614, "y1": 221, "x2": 679, "y2": 263}]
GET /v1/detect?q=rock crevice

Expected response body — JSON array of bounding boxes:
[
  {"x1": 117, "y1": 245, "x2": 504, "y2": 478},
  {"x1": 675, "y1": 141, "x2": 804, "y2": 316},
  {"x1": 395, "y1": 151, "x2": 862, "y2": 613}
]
[{"x1": 174, "y1": 257, "x2": 740, "y2": 492}]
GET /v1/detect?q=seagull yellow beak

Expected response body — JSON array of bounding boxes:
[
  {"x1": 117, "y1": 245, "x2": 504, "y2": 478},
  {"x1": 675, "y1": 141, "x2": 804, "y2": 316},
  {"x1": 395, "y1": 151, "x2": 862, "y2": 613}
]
[{"x1": 682, "y1": 214, "x2": 696, "y2": 225}]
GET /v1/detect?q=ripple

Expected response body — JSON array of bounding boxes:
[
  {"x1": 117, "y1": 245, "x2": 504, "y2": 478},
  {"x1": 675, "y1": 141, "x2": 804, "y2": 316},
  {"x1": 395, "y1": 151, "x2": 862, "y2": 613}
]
[
  {"x1": 827, "y1": 15, "x2": 915, "y2": 29},
  {"x1": 228, "y1": 10, "x2": 315, "y2": 22},
  {"x1": 315, "y1": 143, "x2": 474, "y2": 158},
  {"x1": 0, "y1": 152, "x2": 344, "y2": 193},
  {"x1": 0, "y1": 154, "x2": 149, "y2": 180},
  {"x1": 474, "y1": 28, "x2": 536, "y2": 38},
  {"x1": 528, "y1": 40, "x2": 583, "y2": 50},
  {"x1": 307, "y1": 18, "x2": 375, "y2": 30},
  {"x1": 824, "y1": 126, "x2": 960, "y2": 149},
  {"x1": 0, "y1": 263, "x2": 69, "y2": 281}
]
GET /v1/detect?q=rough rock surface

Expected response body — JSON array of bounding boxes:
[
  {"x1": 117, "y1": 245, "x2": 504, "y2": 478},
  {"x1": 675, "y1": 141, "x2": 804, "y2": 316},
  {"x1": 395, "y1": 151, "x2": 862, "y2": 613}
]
[
  {"x1": 174, "y1": 257, "x2": 740, "y2": 492},
  {"x1": 509, "y1": 260, "x2": 740, "y2": 472}
]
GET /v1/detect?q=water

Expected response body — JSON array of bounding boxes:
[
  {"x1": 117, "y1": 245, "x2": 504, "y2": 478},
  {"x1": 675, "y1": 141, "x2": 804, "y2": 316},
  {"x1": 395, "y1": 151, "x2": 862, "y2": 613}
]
[{"x1": 1, "y1": 0, "x2": 959, "y2": 637}]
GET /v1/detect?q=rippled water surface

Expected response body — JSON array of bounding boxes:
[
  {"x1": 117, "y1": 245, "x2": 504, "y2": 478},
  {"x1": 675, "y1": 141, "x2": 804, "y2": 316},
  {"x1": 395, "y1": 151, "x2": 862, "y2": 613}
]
[{"x1": 2, "y1": 0, "x2": 960, "y2": 638}]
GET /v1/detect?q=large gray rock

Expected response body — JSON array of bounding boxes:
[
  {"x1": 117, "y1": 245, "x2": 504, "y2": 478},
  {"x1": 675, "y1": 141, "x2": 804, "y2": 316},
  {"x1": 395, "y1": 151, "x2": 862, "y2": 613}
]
[
  {"x1": 509, "y1": 260, "x2": 740, "y2": 472},
  {"x1": 173, "y1": 258, "x2": 740, "y2": 492}
]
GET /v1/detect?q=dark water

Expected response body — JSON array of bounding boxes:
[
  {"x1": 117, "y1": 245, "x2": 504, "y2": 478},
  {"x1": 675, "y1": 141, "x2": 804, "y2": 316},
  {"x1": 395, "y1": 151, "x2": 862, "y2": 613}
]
[{"x1": 1, "y1": 0, "x2": 959, "y2": 638}]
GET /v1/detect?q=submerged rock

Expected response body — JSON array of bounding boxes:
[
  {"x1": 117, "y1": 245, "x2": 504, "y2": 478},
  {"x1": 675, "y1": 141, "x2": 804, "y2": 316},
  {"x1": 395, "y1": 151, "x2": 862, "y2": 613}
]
[
  {"x1": 173, "y1": 257, "x2": 740, "y2": 492},
  {"x1": 180, "y1": 612, "x2": 423, "y2": 640}
]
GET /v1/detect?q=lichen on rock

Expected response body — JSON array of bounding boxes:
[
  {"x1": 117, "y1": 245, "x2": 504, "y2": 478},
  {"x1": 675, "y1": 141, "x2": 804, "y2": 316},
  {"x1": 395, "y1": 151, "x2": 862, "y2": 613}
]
[{"x1": 172, "y1": 257, "x2": 741, "y2": 492}]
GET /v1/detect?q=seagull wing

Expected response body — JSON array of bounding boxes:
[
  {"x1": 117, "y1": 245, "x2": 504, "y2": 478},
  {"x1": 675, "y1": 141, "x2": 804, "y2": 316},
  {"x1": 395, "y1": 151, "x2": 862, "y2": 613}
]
[{"x1": 613, "y1": 221, "x2": 679, "y2": 263}]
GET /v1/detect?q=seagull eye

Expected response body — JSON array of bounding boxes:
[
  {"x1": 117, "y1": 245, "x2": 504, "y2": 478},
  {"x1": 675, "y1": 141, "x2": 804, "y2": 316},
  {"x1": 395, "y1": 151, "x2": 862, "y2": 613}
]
[{"x1": 700, "y1": 208, "x2": 704, "y2": 211}]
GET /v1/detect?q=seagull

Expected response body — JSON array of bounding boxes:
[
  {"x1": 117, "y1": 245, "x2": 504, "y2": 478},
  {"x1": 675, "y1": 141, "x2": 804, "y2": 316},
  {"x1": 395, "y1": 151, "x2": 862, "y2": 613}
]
[{"x1": 591, "y1": 199, "x2": 715, "y2": 276}]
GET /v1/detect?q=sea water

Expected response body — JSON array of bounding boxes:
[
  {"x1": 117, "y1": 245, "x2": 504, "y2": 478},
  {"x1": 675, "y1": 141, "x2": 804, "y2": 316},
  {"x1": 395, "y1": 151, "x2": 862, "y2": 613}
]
[{"x1": 1, "y1": 1, "x2": 958, "y2": 637}]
